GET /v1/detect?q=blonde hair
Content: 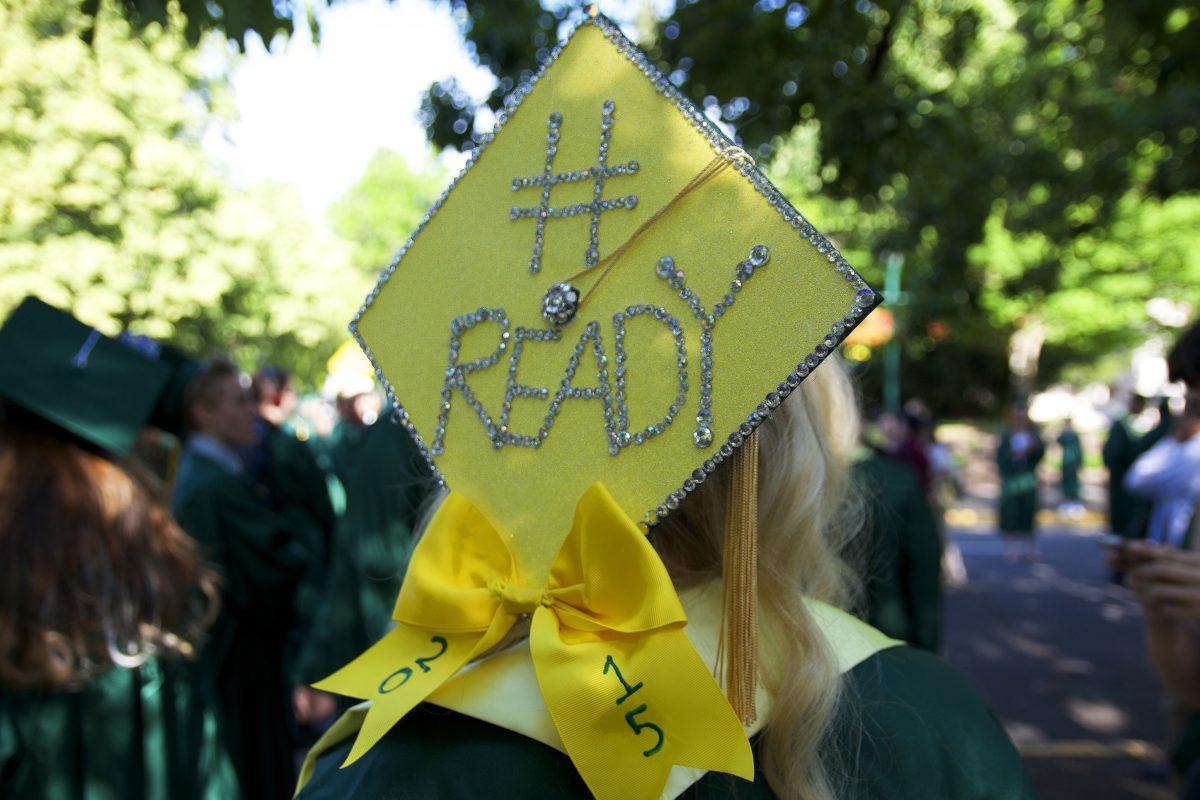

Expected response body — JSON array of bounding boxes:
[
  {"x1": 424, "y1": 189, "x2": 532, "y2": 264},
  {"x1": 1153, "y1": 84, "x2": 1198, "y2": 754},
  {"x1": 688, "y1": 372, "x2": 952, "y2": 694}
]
[
  {"x1": 653, "y1": 355, "x2": 864, "y2": 799},
  {"x1": 410, "y1": 355, "x2": 864, "y2": 798}
]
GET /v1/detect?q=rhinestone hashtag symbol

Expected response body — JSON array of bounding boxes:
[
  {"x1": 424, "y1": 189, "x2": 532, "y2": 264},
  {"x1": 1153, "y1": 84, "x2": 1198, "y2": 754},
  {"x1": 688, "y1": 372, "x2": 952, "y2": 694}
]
[{"x1": 510, "y1": 100, "x2": 640, "y2": 274}]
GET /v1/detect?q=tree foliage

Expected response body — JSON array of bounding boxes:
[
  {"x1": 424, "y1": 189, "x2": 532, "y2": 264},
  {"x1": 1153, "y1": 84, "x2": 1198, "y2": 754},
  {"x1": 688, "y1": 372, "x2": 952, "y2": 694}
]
[
  {"x1": 416, "y1": 0, "x2": 1200, "y2": 411},
  {"x1": 60, "y1": 0, "x2": 1200, "y2": 409},
  {"x1": 77, "y1": 0, "x2": 302, "y2": 49},
  {"x1": 0, "y1": 0, "x2": 360, "y2": 385},
  {"x1": 328, "y1": 149, "x2": 445, "y2": 277}
]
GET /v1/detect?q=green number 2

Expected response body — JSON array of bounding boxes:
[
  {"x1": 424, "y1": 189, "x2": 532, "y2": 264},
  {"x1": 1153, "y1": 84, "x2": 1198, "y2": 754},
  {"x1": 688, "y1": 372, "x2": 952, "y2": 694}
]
[
  {"x1": 415, "y1": 636, "x2": 448, "y2": 672},
  {"x1": 624, "y1": 704, "x2": 665, "y2": 757},
  {"x1": 378, "y1": 636, "x2": 449, "y2": 694}
]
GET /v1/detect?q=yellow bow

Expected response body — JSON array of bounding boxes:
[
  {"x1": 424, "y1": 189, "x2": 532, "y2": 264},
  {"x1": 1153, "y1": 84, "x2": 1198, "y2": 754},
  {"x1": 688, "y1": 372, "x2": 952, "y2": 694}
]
[{"x1": 314, "y1": 482, "x2": 753, "y2": 800}]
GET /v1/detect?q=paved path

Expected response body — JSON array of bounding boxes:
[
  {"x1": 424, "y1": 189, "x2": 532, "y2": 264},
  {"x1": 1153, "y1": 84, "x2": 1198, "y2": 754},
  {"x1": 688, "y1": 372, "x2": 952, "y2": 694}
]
[{"x1": 943, "y1": 523, "x2": 1175, "y2": 800}]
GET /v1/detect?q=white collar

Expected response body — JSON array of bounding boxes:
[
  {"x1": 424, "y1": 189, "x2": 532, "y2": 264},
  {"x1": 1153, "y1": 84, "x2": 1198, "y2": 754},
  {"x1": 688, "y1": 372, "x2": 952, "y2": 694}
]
[
  {"x1": 425, "y1": 582, "x2": 898, "y2": 799},
  {"x1": 186, "y1": 433, "x2": 244, "y2": 476}
]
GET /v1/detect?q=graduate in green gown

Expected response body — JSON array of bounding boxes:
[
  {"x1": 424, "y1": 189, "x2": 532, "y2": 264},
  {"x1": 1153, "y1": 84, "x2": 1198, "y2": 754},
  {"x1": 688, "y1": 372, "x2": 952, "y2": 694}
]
[
  {"x1": 320, "y1": 370, "x2": 382, "y2": 491},
  {"x1": 171, "y1": 359, "x2": 316, "y2": 800},
  {"x1": 296, "y1": 368, "x2": 1032, "y2": 800},
  {"x1": 853, "y1": 442, "x2": 943, "y2": 652},
  {"x1": 1103, "y1": 395, "x2": 1170, "y2": 539},
  {"x1": 295, "y1": 411, "x2": 434, "y2": 687},
  {"x1": 293, "y1": 12, "x2": 1033, "y2": 798},
  {"x1": 1056, "y1": 419, "x2": 1084, "y2": 516},
  {"x1": 0, "y1": 297, "x2": 236, "y2": 800},
  {"x1": 1103, "y1": 395, "x2": 1146, "y2": 537},
  {"x1": 996, "y1": 404, "x2": 1046, "y2": 561},
  {"x1": 244, "y1": 368, "x2": 338, "y2": 690}
]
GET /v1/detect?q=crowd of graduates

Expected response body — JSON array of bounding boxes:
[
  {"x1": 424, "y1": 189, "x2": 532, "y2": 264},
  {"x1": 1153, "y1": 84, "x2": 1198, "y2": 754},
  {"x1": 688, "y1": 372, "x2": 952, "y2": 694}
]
[
  {"x1": 991, "y1": 390, "x2": 1177, "y2": 560},
  {"x1": 0, "y1": 297, "x2": 434, "y2": 799},
  {"x1": 3, "y1": 290, "x2": 1199, "y2": 799},
  {"x1": 0, "y1": 293, "x2": 966, "y2": 800},
  {"x1": 169, "y1": 357, "x2": 439, "y2": 799}
]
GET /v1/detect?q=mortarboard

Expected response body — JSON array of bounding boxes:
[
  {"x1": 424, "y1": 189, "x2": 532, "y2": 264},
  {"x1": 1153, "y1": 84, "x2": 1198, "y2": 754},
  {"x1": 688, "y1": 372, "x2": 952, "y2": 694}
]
[
  {"x1": 0, "y1": 296, "x2": 171, "y2": 456},
  {"x1": 314, "y1": 9, "x2": 881, "y2": 799},
  {"x1": 146, "y1": 343, "x2": 203, "y2": 439}
]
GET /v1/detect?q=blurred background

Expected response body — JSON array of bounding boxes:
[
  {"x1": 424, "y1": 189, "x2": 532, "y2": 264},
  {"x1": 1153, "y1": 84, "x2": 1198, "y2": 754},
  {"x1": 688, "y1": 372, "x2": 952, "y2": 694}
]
[{"x1": 4, "y1": 0, "x2": 1200, "y2": 797}]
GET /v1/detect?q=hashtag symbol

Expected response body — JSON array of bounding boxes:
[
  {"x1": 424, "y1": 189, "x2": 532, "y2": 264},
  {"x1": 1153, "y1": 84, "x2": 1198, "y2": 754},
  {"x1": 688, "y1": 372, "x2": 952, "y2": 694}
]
[{"x1": 510, "y1": 100, "x2": 640, "y2": 274}]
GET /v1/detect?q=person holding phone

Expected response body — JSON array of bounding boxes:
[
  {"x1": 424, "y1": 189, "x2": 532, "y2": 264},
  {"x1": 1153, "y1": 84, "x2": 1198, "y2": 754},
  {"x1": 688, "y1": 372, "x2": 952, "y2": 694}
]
[
  {"x1": 1115, "y1": 317, "x2": 1200, "y2": 795},
  {"x1": 1125, "y1": 396, "x2": 1200, "y2": 548}
]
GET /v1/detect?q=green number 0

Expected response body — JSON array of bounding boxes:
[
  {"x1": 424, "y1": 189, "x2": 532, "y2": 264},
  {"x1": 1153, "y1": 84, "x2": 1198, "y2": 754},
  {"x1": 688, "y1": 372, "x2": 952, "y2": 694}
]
[
  {"x1": 624, "y1": 704, "x2": 665, "y2": 757},
  {"x1": 378, "y1": 667, "x2": 412, "y2": 694}
]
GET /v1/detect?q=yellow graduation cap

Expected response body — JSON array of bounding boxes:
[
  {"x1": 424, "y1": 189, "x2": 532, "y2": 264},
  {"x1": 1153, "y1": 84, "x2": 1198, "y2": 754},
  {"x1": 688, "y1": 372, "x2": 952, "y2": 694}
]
[
  {"x1": 315, "y1": 9, "x2": 879, "y2": 799},
  {"x1": 325, "y1": 339, "x2": 374, "y2": 380}
]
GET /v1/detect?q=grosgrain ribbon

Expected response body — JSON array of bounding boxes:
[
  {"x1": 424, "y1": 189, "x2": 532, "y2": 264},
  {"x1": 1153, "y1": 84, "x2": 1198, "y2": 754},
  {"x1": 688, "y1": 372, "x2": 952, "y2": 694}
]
[{"x1": 313, "y1": 482, "x2": 753, "y2": 800}]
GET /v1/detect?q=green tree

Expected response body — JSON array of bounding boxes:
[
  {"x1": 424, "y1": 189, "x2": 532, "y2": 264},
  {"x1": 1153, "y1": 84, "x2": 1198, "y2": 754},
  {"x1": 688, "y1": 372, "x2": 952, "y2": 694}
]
[
  {"x1": 77, "y1": 0, "x2": 301, "y2": 48},
  {"x1": 970, "y1": 192, "x2": 1200, "y2": 391},
  {"x1": 329, "y1": 149, "x2": 444, "y2": 277},
  {"x1": 0, "y1": 0, "x2": 361, "y2": 386},
  {"x1": 414, "y1": 0, "x2": 1200, "y2": 411}
]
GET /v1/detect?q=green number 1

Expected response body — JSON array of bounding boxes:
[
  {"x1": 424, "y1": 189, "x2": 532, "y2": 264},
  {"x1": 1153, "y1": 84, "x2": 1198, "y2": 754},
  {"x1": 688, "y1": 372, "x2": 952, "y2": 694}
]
[{"x1": 603, "y1": 655, "x2": 644, "y2": 704}]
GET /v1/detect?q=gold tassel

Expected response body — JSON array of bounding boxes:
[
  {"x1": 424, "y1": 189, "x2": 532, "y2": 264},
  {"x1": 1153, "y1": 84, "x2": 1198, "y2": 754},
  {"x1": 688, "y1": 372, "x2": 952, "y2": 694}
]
[{"x1": 720, "y1": 430, "x2": 759, "y2": 725}]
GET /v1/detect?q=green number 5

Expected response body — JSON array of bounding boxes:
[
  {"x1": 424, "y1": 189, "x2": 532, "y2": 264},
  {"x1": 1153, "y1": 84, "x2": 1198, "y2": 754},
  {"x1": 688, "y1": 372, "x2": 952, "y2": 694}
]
[{"x1": 624, "y1": 704, "x2": 664, "y2": 757}]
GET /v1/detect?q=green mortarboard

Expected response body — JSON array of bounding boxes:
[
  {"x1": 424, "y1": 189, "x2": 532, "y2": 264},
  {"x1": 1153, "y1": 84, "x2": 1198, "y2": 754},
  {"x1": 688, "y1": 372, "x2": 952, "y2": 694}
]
[{"x1": 0, "y1": 296, "x2": 171, "y2": 455}]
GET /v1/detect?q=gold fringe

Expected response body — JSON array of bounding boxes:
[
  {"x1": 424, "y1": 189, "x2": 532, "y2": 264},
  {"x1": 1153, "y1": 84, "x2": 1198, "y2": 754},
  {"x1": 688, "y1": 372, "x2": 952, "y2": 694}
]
[{"x1": 721, "y1": 430, "x2": 759, "y2": 725}]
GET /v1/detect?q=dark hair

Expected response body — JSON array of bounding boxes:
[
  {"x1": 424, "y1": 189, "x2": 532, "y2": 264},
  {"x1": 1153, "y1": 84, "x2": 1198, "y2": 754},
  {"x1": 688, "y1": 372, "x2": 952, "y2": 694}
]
[
  {"x1": 1168, "y1": 319, "x2": 1200, "y2": 388},
  {"x1": 182, "y1": 358, "x2": 241, "y2": 432},
  {"x1": 253, "y1": 365, "x2": 291, "y2": 403},
  {"x1": 0, "y1": 408, "x2": 219, "y2": 689}
]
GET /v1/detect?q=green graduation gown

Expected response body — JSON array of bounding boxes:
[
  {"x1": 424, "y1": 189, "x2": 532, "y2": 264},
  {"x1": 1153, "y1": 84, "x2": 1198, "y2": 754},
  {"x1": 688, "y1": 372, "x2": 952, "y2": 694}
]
[
  {"x1": 294, "y1": 645, "x2": 1035, "y2": 800},
  {"x1": 1057, "y1": 429, "x2": 1083, "y2": 502},
  {"x1": 853, "y1": 448, "x2": 943, "y2": 652},
  {"x1": 1102, "y1": 416, "x2": 1169, "y2": 539},
  {"x1": 996, "y1": 430, "x2": 1045, "y2": 535},
  {"x1": 1103, "y1": 418, "x2": 1140, "y2": 536},
  {"x1": 324, "y1": 419, "x2": 372, "y2": 490},
  {"x1": 296, "y1": 416, "x2": 434, "y2": 685},
  {"x1": 0, "y1": 658, "x2": 236, "y2": 800},
  {"x1": 171, "y1": 447, "x2": 313, "y2": 800},
  {"x1": 253, "y1": 422, "x2": 337, "y2": 683}
]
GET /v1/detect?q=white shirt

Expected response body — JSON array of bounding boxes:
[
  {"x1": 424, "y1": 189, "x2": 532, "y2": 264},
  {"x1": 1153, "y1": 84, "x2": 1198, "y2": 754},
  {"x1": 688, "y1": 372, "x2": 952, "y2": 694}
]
[
  {"x1": 185, "y1": 433, "x2": 245, "y2": 476},
  {"x1": 1125, "y1": 434, "x2": 1200, "y2": 546}
]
